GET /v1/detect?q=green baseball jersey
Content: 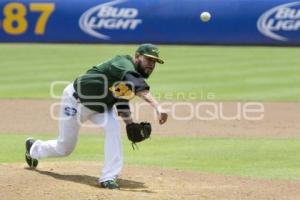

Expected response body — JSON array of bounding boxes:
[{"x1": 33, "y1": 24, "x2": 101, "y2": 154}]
[{"x1": 73, "y1": 55, "x2": 149, "y2": 113}]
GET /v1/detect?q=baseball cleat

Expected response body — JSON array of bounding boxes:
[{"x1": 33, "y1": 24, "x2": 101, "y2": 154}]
[
  {"x1": 25, "y1": 138, "x2": 38, "y2": 168},
  {"x1": 100, "y1": 180, "x2": 120, "y2": 189}
]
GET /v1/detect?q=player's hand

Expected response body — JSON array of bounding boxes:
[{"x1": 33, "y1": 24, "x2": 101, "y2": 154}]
[{"x1": 158, "y1": 112, "x2": 168, "y2": 125}]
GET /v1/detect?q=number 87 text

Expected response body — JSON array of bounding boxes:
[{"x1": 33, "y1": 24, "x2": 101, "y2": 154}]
[{"x1": 0, "y1": 2, "x2": 55, "y2": 35}]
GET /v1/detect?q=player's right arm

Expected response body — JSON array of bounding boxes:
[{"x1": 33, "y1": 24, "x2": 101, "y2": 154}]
[
  {"x1": 136, "y1": 90, "x2": 168, "y2": 125},
  {"x1": 121, "y1": 71, "x2": 168, "y2": 125}
]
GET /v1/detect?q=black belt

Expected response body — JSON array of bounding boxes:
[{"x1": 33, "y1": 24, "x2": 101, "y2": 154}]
[{"x1": 73, "y1": 92, "x2": 79, "y2": 100}]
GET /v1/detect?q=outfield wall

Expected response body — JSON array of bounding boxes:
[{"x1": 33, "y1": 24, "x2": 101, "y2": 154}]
[{"x1": 0, "y1": 0, "x2": 299, "y2": 45}]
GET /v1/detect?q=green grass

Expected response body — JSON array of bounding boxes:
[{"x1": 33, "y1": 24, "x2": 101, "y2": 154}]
[
  {"x1": 1, "y1": 133, "x2": 300, "y2": 180},
  {"x1": 0, "y1": 44, "x2": 300, "y2": 101}
]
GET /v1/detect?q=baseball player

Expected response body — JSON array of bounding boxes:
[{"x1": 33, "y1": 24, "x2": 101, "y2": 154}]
[{"x1": 25, "y1": 44, "x2": 168, "y2": 189}]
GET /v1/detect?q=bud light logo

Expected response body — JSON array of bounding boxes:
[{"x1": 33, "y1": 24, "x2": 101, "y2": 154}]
[
  {"x1": 79, "y1": 0, "x2": 142, "y2": 40},
  {"x1": 257, "y1": 2, "x2": 300, "y2": 41}
]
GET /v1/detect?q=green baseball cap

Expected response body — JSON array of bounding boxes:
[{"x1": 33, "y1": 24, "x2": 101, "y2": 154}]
[{"x1": 136, "y1": 43, "x2": 164, "y2": 64}]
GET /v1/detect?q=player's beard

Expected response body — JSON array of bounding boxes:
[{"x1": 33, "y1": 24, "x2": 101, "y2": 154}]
[{"x1": 136, "y1": 61, "x2": 152, "y2": 79}]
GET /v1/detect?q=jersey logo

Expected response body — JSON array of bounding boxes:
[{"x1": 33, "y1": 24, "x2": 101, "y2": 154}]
[
  {"x1": 64, "y1": 106, "x2": 77, "y2": 116},
  {"x1": 109, "y1": 82, "x2": 135, "y2": 100}
]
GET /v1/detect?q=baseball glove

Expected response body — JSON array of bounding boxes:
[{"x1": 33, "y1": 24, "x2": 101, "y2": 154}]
[{"x1": 126, "y1": 122, "x2": 151, "y2": 144}]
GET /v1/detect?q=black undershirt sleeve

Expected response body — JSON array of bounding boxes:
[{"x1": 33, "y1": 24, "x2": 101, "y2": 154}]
[
  {"x1": 116, "y1": 72, "x2": 149, "y2": 115},
  {"x1": 115, "y1": 100, "x2": 130, "y2": 116},
  {"x1": 122, "y1": 71, "x2": 150, "y2": 93}
]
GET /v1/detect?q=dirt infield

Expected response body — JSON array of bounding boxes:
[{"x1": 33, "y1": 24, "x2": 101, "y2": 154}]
[
  {"x1": 1, "y1": 99, "x2": 300, "y2": 137},
  {"x1": 1, "y1": 162, "x2": 300, "y2": 200},
  {"x1": 1, "y1": 100, "x2": 300, "y2": 200}
]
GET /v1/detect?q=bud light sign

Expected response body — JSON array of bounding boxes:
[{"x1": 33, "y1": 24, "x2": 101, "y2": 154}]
[
  {"x1": 0, "y1": 0, "x2": 300, "y2": 45},
  {"x1": 79, "y1": 0, "x2": 142, "y2": 40},
  {"x1": 257, "y1": 2, "x2": 300, "y2": 41}
]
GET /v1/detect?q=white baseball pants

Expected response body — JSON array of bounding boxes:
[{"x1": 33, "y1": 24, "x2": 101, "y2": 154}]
[{"x1": 30, "y1": 83, "x2": 123, "y2": 183}]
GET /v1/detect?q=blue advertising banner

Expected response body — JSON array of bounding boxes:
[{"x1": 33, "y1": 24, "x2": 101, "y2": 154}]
[{"x1": 0, "y1": 0, "x2": 299, "y2": 45}]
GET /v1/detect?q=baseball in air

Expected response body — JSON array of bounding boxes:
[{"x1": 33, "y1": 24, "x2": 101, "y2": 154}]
[{"x1": 200, "y1": 11, "x2": 211, "y2": 22}]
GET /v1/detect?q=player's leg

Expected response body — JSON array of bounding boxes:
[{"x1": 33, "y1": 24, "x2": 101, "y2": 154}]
[
  {"x1": 29, "y1": 84, "x2": 88, "y2": 160},
  {"x1": 89, "y1": 108, "x2": 123, "y2": 187}
]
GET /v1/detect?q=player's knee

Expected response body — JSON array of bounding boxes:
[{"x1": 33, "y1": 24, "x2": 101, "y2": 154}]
[
  {"x1": 57, "y1": 148, "x2": 73, "y2": 156},
  {"x1": 56, "y1": 143, "x2": 75, "y2": 156}
]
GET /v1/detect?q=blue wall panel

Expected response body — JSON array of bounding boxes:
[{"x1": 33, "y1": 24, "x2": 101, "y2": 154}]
[{"x1": 0, "y1": 0, "x2": 299, "y2": 45}]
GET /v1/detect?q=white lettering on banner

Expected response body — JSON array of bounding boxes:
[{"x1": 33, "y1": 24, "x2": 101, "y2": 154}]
[
  {"x1": 266, "y1": 19, "x2": 300, "y2": 31},
  {"x1": 97, "y1": 7, "x2": 138, "y2": 18},
  {"x1": 79, "y1": 0, "x2": 142, "y2": 40},
  {"x1": 275, "y1": 7, "x2": 300, "y2": 19},
  {"x1": 257, "y1": 2, "x2": 300, "y2": 41},
  {"x1": 88, "y1": 18, "x2": 142, "y2": 30}
]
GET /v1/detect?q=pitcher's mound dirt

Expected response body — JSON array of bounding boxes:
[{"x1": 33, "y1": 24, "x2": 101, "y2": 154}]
[{"x1": 1, "y1": 161, "x2": 300, "y2": 200}]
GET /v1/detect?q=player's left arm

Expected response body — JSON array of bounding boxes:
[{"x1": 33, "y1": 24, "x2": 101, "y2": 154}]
[
  {"x1": 115, "y1": 101, "x2": 133, "y2": 125},
  {"x1": 119, "y1": 111, "x2": 133, "y2": 125}
]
